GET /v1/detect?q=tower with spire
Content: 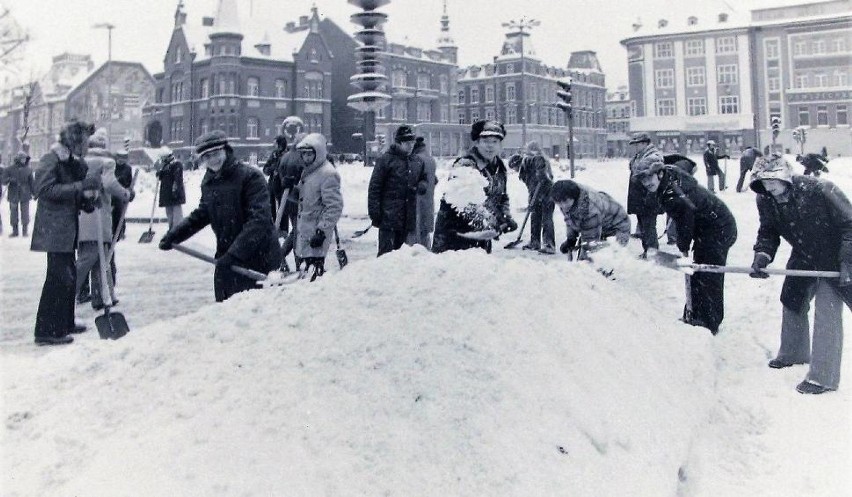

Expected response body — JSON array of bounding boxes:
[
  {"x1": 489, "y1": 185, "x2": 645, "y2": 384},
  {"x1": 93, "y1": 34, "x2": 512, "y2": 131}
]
[
  {"x1": 437, "y1": 0, "x2": 458, "y2": 64},
  {"x1": 208, "y1": 0, "x2": 244, "y2": 57},
  {"x1": 174, "y1": 0, "x2": 187, "y2": 29}
]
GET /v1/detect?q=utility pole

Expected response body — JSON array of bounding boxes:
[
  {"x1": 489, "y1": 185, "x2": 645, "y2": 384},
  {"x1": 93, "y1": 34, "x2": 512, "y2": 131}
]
[
  {"x1": 93, "y1": 22, "x2": 115, "y2": 148},
  {"x1": 501, "y1": 17, "x2": 539, "y2": 151}
]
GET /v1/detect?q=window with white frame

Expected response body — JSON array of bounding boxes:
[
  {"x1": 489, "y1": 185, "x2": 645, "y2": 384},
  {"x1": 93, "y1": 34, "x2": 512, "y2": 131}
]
[
  {"x1": 457, "y1": 110, "x2": 466, "y2": 124},
  {"x1": 200, "y1": 78, "x2": 209, "y2": 98},
  {"x1": 392, "y1": 100, "x2": 407, "y2": 120},
  {"x1": 486, "y1": 86, "x2": 494, "y2": 102},
  {"x1": 200, "y1": 119, "x2": 209, "y2": 135},
  {"x1": 686, "y1": 67, "x2": 705, "y2": 86},
  {"x1": 506, "y1": 83, "x2": 516, "y2": 101},
  {"x1": 655, "y1": 69, "x2": 674, "y2": 88},
  {"x1": 765, "y1": 39, "x2": 780, "y2": 59},
  {"x1": 471, "y1": 88, "x2": 479, "y2": 103},
  {"x1": 654, "y1": 42, "x2": 673, "y2": 58},
  {"x1": 715, "y1": 36, "x2": 737, "y2": 54},
  {"x1": 798, "y1": 105, "x2": 810, "y2": 126},
  {"x1": 817, "y1": 105, "x2": 828, "y2": 126},
  {"x1": 470, "y1": 109, "x2": 480, "y2": 122},
  {"x1": 719, "y1": 96, "x2": 739, "y2": 114},
  {"x1": 175, "y1": 46, "x2": 182, "y2": 64},
  {"x1": 794, "y1": 73, "x2": 809, "y2": 89},
  {"x1": 485, "y1": 108, "x2": 495, "y2": 120},
  {"x1": 417, "y1": 101, "x2": 431, "y2": 122},
  {"x1": 812, "y1": 40, "x2": 826, "y2": 54},
  {"x1": 838, "y1": 104, "x2": 848, "y2": 126},
  {"x1": 687, "y1": 97, "x2": 707, "y2": 116},
  {"x1": 656, "y1": 98, "x2": 675, "y2": 116},
  {"x1": 440, "y1": 107, "x2": 448, "y2": 123},
  {"x1": 392, "y1": 70, "x2": 407, "y2": 88},
  {"x1": 717, "y1": 64, "x2": 738, "y2": 84},
  {"x1": 834, "y1": 70, "x2": 848, "y2": 87},
  {"x1": 685, "y1": 39, "x2": 704, "y2": 56},
  {"x1": 505, "y1": 106, "x2": 516, "y2": 124},
  {"x1": 814, "y1": 73, "x2": 828, "y2": 87},
  {"x1": 529, "y1": 82, "x2": 537, "y2": 102},
  {"x1": 246, "y1": 118, "x2": 259, "y2": 138},
  {"x1": 376, "y1": 105, "x2": 386, "y2": 119},
  {"x1": 833, "y1": 37, "x2": 847, "y2": 53},
  {"x1": 439, "y1": 74, "x2": 448, "y2": 94},
  {"x1": 247, "y1": 77, "x2": 259, "y2": 97},
  {"x1": 767, "y1": 67, "x2": 781, "y2": 92},
  {"x1": 794, "y1": 40, "x2": 807, "y2": 56},
  {"x1": 417, "y1": 73, "x2": 430, "y2": 90},
  {"x1": 275, "y1": 79, "x2": 287, "y2": 98},
  {"x1": 458, "y1": 90, "x2": 465, "y2": 104}
]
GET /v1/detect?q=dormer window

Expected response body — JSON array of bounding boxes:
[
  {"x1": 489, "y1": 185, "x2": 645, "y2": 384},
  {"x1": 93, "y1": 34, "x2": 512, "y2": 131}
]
[
  {"x1": 310, "y1": 48, "x2": 320, "y2": 63},
  {"x1": 175, "y1": 46, "x2": 182, "y2": 64}
]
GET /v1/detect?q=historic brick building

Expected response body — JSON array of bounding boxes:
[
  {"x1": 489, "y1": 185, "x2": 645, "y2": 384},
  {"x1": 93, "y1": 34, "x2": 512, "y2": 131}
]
[
  {"x1": 145, "y1": 0, "x2": 333, "y2": 164},
  {"x1": 606, "y1": 85, "x2": 633, "y2": 157}
]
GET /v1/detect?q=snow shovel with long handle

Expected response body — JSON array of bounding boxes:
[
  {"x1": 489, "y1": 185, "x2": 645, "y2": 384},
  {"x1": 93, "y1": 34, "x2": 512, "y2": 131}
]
[
  {"x1": 172, "y1": 244, "x2": 296, "y2": 287},
  {"x1": 677, "y1": 262, "x2": 841, "y2": 278},
  {"x1": 273, "y1": 188, "x2": 290, "y2": 235},
  {"x1": 105, "y1": 170, "x2": 140, "y2": 264},
  {"x1": 351, "y1": 223, "x2": 372, "y2": 238},
  {"x1": 138, "y1": 177, "x2": 160, "y2": 243},
  {"x1": 504, "y1": 182, "x2": 543, "y2": 249},
  {"x1": 95, "y1": 204, "x2": 130, "y2": 340},
  {"x1": 333, "y1": 226, "x2": 348, "y2": 269}
]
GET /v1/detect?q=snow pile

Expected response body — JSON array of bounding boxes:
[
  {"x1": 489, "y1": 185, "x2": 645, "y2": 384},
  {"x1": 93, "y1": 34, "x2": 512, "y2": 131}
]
[
  {"x1": 2, "y1": 246, "x2": 716, "y2": 496},
  {"x1": 442, "y1": 165, "x2": 496, "y2": 230}
]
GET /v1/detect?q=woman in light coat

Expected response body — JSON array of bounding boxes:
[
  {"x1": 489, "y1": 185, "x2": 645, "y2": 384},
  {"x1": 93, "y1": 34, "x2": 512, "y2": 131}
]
[{"x1": 294, "y1": 133, "x2": 343, "y2": 279}]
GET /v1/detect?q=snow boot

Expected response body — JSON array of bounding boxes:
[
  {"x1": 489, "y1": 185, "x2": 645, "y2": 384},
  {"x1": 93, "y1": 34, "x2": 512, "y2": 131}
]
[
  {"x1": 522, "y1": 243, "x2": 540, "y2": 251},
  {"x1": 9, "y1": 227, "x2": 19, "y2": 238},
  {"x1": 538, "y1": 246, "x2": 555, "y2": 255},
  {"x1": 35, "y1": 335, "x2": 74, "y2": 346},
  {"x1": 768, "y1": 358, "x2": 806, "y2": 369},
  {"x1": 796, "y1": 380, "x2": 834, "y2": 395}
]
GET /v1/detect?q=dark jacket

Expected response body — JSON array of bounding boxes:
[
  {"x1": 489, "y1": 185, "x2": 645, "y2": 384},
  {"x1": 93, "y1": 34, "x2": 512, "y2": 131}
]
[
  {"x1": 156, "y1": 159, "x2": 186, "y2": 207},
  {"x1": 30, "y1": 144, "x2": 92, "y2": 253},
  {"x1": 518, "y1": 153, "x2": 553, "y2": 204},
  {"x1": 663, "y1": 153, "x2": 697, "y2": 175},
  {"x1": 4, "y1": 160, "x2": 35, "y2": 203},
  {"x1": 432, "y1": 146, "x2": 512, "y2": 253},
  {"x1": 656, "y1": 166, "x2": 737, "y2": 255},
  {"x1": 754, "y1": 176, "x2": 852, "y2": 313},
  {"x1": 114, "y1": 160, "x2": 133, "y2": 189},
  {"x1": 739, "y1": 147, "x2": 762, "y2": 173},
  {"x1": 703, "y1": 149, "x2": 730, "y2": 176},
  {"x1": 368, "y1": 144, "x2": 427, "y2": 232},
  {"x1": 167, "y1": 155, "x2": 281, "y2": 299},
  {"x1": 627, "y1": 143, "x2": 663, "y2": 216},
  {"x1": 263, "y1": 147, "x2": 285, "y2": 197},
  {"x1": 798, "y1": 153, "x2": 829, "y2": 176},
  {"x1": 278, "y1": 148, "x2": 305, "y2": 217}
]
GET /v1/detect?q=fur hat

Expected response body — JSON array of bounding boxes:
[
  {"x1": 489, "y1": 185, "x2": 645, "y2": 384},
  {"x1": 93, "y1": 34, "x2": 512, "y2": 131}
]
[
  {"x1": 394, "y1": 125, "x2": 416, "y2": 143},
  {"x1": 470, "y1": 120, "x2": 505, "y2": 141},
  {"x1": 750, "y1": 154, "x2": 793, "y2": 194},
  {"x1": 550, "y1": 180, "x2": 582, "y2": 202},
  {"x1": 88, "y1": 127, "x2": 109, "y2": 148},
  {"x1": 194, "y1": 130, "x2": 229, "y2": 156},
  {"x1": 13, "y1": 151, "x2": 29, "y2": 166},
  {"x1": 275, "y1": 134, "x2": 288, "y2": 149},
  {"x1": 59, "y1": 120, "x2": 96, "y2": 150},
  {"x1": 631, "y1": 157, "x2": 665, "y2": 178},
  {"x1": 628, "y1": 132, "x2": 651, "y2": 145},
  {"x1": 706, "y1": 140, "x2": 717, "y2": 147}
]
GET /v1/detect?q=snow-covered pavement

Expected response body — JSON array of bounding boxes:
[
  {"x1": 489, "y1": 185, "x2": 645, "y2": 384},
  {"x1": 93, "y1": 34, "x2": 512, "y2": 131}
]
[{"x1": 1, "y1": 156, "x2": 850, "y2": 496}]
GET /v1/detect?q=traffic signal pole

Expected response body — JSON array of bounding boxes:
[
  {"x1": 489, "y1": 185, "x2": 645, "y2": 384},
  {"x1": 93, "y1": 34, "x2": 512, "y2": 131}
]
[{"x1": 556, "y1": 78, "x2": 575, "y2": 178}]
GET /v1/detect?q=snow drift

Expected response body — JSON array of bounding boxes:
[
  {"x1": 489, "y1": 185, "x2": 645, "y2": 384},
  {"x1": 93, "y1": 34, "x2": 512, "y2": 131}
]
[{"x1": 2, "y1": 245, "x2": 715, "y2": 496}]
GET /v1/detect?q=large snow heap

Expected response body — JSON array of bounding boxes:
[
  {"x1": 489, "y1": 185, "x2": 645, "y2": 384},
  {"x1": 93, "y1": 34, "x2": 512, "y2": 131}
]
[{"x1": 3, "y1": 245, "x2": 715, "y2": 496}]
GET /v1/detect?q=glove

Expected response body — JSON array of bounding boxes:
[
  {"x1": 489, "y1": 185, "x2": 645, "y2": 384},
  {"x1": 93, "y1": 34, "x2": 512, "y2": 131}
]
[
  {"x1": 81, "y1": 175, "x2": 102, "y2": 192},
  {"x1": 309, "y1": 229, "x2": 326, "y2": 248},
  {"x1": 499, "y1": 217, "x2": 518, "y2": 234},
  {"x1": 215, "y1": 253, "x2": 236, "y2": 270},
  {"x1": 750, "y1": 252, "x2": 771, "y2": 279},
  {"x1": 158, "y1": 233, "x2": 174, "y2": 251},
  {"x1": 128, "y1": 190, "x2": 136, "y2": 202},
  {"x1": 839, "y1": 261, "x2": 852, "y2": 287},
  {"x1": 560, "y1": 238, "x2": 577, "y2": 255}
]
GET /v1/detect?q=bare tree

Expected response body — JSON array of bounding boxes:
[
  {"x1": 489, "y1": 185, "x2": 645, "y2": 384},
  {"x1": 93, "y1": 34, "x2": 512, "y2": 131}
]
[
  {"x1": 0, "y1": 5, "x2": 29, "y2": 72},
  {"x1": 18, "y1": 80, "x2": 37, "y2": 147}
]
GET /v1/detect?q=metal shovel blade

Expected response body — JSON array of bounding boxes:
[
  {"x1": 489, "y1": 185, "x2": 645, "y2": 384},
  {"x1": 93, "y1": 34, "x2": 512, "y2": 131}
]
[
  {"x1": 336, "y1": 248, "x2": 349, "y2": 269},
  {"x1": 96, "y1": 309, "x2": 130, "y2": 340},
  {"x1": 504, "y1": 238, "x2": 524, "y2": 249},
  {"x1": 138, "y1": 229, "x2": 156, "y2": 244}
]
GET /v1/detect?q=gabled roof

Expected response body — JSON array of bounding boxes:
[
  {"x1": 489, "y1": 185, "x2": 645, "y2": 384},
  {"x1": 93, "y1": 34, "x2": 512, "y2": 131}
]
[{"x1": 64, "y1": 61, "x2": 154, "y2": 100}]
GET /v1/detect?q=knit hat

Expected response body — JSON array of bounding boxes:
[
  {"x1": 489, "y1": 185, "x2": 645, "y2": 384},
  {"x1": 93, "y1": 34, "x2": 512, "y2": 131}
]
[
  {"x1": 750, "y1": 154, "x2": 793, "y2": 194},
  {"x1": 631, "y1": 157, "x2": 665, "y2": 178},
  {"x1": 394, "y1": 125, "x2": 416, "y2": 143},
  {"x1": 470, "y1": 119, "x2": 506, "y2": 141},
  {"x1": 275, "y1": 134, "x2": 288, "y2": 149},
  {"x1": 628, "y1": 132, "x2": 651, "y2": 144},
  {"x1": 550, "y1": 179, "x2": 582, "y2": 202},
  {"x1": 706, "y1": 140, "x2": 716, "y2": 147},
  {"x1": 194, "y1": 130, "x2": 228, "y2": 156},
  {"x1": 526, "y1": 141, "x2": 542, "y2": 154},
  {"x1": 88, "y1": 127, "x2": 109, "y2": 148}
]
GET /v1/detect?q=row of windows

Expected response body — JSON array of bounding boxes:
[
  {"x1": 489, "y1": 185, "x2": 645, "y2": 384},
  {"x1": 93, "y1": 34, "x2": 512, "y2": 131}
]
[
  {"x1": 655, "y1": 37, "x2": 737, "y2": 59},
  {"x1": 161, "y1": 75, "x2": 325, "y2": 102},
  {"x1": 606, "y1": 121, "x2": 630, "y2": 134},
  {"x1": 390, "y1": 70, "x2": 450, "y2": 93},
  {"x1": 795, "y1": 104, "x2": 848, "y2": 127},
  {"x1": 655, "y1": 95, "x2": 741, "y2": 116},
  {"x1": 655, "y1": 64, "x2": 739, "y2": 89},
  {"x1": 792, "y1": 70, "x2": 848, "y2": 89},
  {"x1": 169, "y1": 115, "x2": 325, "y2": 141},
  {"x1": 791, "y1": 37, "x2": 849, "y2": 57},
  {"x1": 458, "y1": 84, "x2": 603, "y2": 109}
]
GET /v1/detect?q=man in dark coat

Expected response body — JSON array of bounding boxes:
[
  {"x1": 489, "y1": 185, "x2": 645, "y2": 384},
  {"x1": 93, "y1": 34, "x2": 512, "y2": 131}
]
[
  {"x1": 796, "y1": 153, "x2": 829, "y2": 177},
  {"x1": 368, "y1": 124, "x2": 428, "y2": 257},
  {"x1": 30, "y1": 121, "x2": 99, "y2": 345},
  {"x1": 518, "y1": 141, "x2": 555, "y2": 254},
  {"x1": 633, "y1": 160, "x2": 737, "y2": 335},
  {"x1": 111, "y1": 149, "x2": 134, "y2": 240},
  {"x1": 158, "y1": 131, "x2": 281, "y2": 302},
  {"x1": 662, "y1": 153, "x2": 697, "y2": 245},
  {"x1": 627, "y1": 132, "x2": 663, "y2": 256},
  {"x1": 155, "y1": 151, "x2": 186, "y2": 230},
  {"x1": 276, "y1": 134, "x2": 307, "y2": 272},
  {"x1": 4, "y1": 151, "x2": 35, "y2": 237},
  {"x1": 262, "y1": 134, "x2": 287, "y2": 221},
  {"x1": 749, "y1": 154, "x2": 852, "y2": 394},
  {"x1": 702, "y1": 140, "x2": 730, "y2": 192},
  {"x1": 432, "y1": 120, "x2": 517, "y2": 254},
  {"x1": 736, "y1": 146, "x2": 762, "y2": 192}
]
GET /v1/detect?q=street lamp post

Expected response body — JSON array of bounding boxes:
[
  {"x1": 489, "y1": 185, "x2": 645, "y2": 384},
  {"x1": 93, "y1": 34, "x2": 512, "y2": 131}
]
[
  {"x1": 93, "y1": 22, "x2": 115, "y2": 148},
  {"x1": 501, "y1": 16, "x2": 539, "y2": 151}
]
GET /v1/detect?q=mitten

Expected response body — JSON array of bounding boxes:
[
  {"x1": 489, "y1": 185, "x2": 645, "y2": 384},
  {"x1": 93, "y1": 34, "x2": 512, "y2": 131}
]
[
  {"x1": 309, "y1": 229, "x2": 326, "y2": 248},
  {"x1": 750, "y1": 252, "x2": 771, "y2": 279}
]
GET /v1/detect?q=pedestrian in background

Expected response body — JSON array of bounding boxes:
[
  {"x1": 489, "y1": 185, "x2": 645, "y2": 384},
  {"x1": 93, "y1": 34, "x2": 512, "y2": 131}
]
[
  {"x1": 156, "y1": 151, "x2": 185, "y2": 230},
  {"x1": 736, "y1": 146, "x2": 762, "y2": 193},
  {"x1": 411, "y1": 136, "x2": 438, "y2": 248},
  {"x1": 519, "y1": 141, "x2": 555, "y2": 254},
  {"x1": 3, "y1": 151, "x2": 34, "y2": 237},
  {"x1": 703, "y1": 140, "x2": 730, "y2": 193}
]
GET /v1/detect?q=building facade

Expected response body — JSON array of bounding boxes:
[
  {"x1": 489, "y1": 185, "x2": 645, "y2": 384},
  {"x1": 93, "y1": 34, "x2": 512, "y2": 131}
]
[
  {"x1": 145, "y1": 0, "x2": 333, "y2": 165},
  {"x1": 752, "y1": 0, "x2": 852, "y2": 155},
  {"x1": 606, "y1": 85, "x2": 632, "y2": 157}
]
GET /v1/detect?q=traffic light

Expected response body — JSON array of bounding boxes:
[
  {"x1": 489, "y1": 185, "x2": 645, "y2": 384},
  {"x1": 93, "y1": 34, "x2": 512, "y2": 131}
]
[
  {"x1": 770, "y1": 116, "x2": 781, "y2": 138},
  {"x1": 556, "y1": 78, "x2": 573, "y2": 114},
  {"x1": 377, "y1": 134, "x2": 386, "y2": 148}
]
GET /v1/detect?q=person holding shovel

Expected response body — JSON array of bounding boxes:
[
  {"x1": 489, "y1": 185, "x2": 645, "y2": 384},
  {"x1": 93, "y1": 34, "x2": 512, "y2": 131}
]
[
  {"x1": 158, "y1": 130, "x2": 281, "y2": 302},
  {"x1": 550, "y1": 180, "x2": 630, "y2": 260},
  {"x1": 155, "y1": 151, "x2": 185, "y2": 230},
  {"x1": 749, "y1": 154, "x2": 852, "y2": 394},
  {"x1": 518, "y1": 141, "x2": 555, "y2": 254}
]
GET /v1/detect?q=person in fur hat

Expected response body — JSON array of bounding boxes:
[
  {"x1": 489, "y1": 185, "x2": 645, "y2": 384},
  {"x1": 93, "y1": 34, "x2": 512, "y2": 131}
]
[
  {"x1": 432, "y1": 120, "x2": 517, "y2": 254},
  {"x1": 158, "y1": 131, "x2": 281, "y2": 302},
  {"x1": 627, "y1": 132, "x2": 663, "y2": 256},
  {"x1": 3, "y1": 151, "x2": 35, "y2": 237},
  {"x1": 518, "y1": 141, "x2": 556, "y2": 254},
  {"x1": 749, "y1": 154, "x2": 852, "y2": 394},
  {"x1": 155, "y1": 151, "x2": 185, "y2": 230},
  {"x1": 551, "y1": 180, "x2": 630, "y2": 260},
  {"x1": 30, "y1": 120, "x2": 99, "y2": 345}
]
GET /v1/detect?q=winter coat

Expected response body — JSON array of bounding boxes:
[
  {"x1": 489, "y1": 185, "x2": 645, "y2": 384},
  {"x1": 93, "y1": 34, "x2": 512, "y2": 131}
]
[
  {"x1": 30, "y1": 144, "x2": 92, "y2": 253},
  {"x1": 415, "y1": 148, "x2": 438, "y2": 234},
  {"x1": 278, "y1": 148, "x2": 306, "y2": 217},
  {"x1": 627, "y1": 143, "x2": 663, "y2": 216},
  {"x1": 432, "y1": 146, "x2": 512, "y2": 253},
  {"x1": 168, "y1": 153, "x2": 281, "y2": 284},
  {"x1": 518, "y1": 153, "x2": 554, "y2": 205},
  {"x1": 263, "y1": 147, "x2": 285, "y2": 200},
  {"x1": 294, "y1": 134, "x2": 344, "y2": 259},
  {"x1": 798, "y1": 153, "x2": 829, "y2": 176},
  {"x1": 703, "y1": 149, "x2": 729, "y2": 176},
  {"x1": 753, "y1": 175, "x2": 852, "y2": 313},
  {"x1": 78, "y1": 148, "x2": 131, "y2": 243},
  {"x1": 656, "y1": 167, "x2": 737, "y2": 255},
  {"x1": 3, "y1": 159, "x2": 35, "y2": 203},
  {"x1": 368, "y1": 144, "x2": 428, "y2": 233},
  {"x1": 739, "y1": 147, "x2": 761, "y2": 173},
  {"x1": 156, "y1": 159, "x2": 186, "y2": 207},
  {"x1": 114, "y1": 160, "x2": 133, "y2": 190},
  {"x1": 562, "y1": 185, "x2": 631, "y2": 244}
]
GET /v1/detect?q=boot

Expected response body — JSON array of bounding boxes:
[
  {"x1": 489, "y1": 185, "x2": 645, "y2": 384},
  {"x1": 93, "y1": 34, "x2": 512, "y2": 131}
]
[
  {"x1": 22, "y1": 225, "x2": 28, "y2": 237},
  {"x1": 35, "y1": 335, "x2": 74, "y2": 346},
  {"x1": 9, "y1": 226, "x2": 19, "y2": 238}
]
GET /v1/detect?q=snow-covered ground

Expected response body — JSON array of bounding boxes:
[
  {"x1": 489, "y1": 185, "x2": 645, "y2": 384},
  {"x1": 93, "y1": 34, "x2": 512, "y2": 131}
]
[{"x1": 1, "y1": 155, "x2": 850, "y2": 496}]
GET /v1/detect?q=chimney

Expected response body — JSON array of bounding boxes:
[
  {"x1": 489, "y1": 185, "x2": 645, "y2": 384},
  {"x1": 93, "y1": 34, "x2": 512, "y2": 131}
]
[
  {"x1": 299, "y1": 15, "x2": 309, "y2": 26},
  {"x1": 658, "y1": 19, "x2": 668, "y2": 28},
  {"x1": 688, "y1": 16, "x2": 698, "y2": 26},
  {"x1": 718, "y1": 13, "x2": 728, "y2": 23},
  {"x1": 202, "y1": 16, "x2": 214, "y2": 27},
  {"x1": 285, "y1": 21, "x2": 296, "y2": 32},
  {"x1": 632, "y1": 17, "x2": 643, "y2": 32}
]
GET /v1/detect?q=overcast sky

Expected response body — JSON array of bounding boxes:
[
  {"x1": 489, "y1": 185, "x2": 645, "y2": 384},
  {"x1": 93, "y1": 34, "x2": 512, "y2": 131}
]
[{"x1": 4, "y1": 0, "x2": 761, "y2": 88}]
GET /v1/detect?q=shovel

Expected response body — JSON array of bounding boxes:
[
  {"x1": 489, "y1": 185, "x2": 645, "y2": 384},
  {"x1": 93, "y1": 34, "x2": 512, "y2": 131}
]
[
  {"x1": 138, "y1": 177, "x2": 160, "y2": 243},
  {"x1": 333, "y1": 226, "x2": 348, "y2": 269},
  {"x1": 351, "y1": 223, "x2": 372, "y2": 238},
  {"x1": 504, "y1": 182, "x2": 543, "y2": 249},
  {"x1": 95, "y1": 203, "x2": 130, "y2": 339},
  {"x1": 676, "y1": 262, "x2": 841, "y2": 278},
  {"x1": 105, "y1": 170, "x2": 139, "y2": 264},
  {"x1": 172, "y1": 244, "x2": 297, "y2": 287}
]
